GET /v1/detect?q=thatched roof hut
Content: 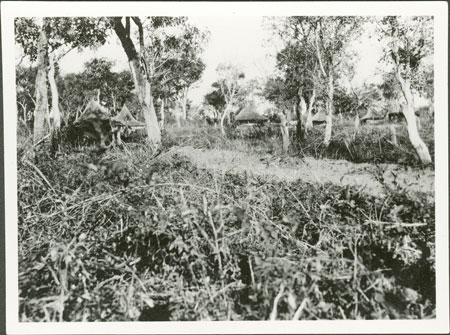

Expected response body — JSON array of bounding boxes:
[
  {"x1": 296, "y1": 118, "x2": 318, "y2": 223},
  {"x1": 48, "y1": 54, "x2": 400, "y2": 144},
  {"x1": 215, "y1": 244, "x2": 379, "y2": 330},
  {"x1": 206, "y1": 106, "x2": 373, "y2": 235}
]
[
  {"x1": 360, "y1": 108, "x2": 385, "y2": 123},
  {"x1": 111, "y1": 104, "x2": 145, "y2": 127},
  {"x1": 235, "y1": 103, "x2": 268, "y2": 124},
  {"x1": 311, "y1": 109, "x2": 327, "y2": 124},
  {"x1": 77, "y1": 99, "x2": 110, "y2": 122}
]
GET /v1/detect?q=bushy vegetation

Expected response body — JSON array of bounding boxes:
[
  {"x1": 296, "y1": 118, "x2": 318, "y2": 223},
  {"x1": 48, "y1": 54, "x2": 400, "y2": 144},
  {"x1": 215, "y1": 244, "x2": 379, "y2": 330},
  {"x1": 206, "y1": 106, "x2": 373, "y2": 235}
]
[
  {"x1": 15, "y1": 14, "x2": 436, "y2": 323},
  {"x1": 18, "y1": 133, "x2": 435, "y2": 321},
  {"x1": 164, "y1": 115, "x2": 434, "y2": 168}
]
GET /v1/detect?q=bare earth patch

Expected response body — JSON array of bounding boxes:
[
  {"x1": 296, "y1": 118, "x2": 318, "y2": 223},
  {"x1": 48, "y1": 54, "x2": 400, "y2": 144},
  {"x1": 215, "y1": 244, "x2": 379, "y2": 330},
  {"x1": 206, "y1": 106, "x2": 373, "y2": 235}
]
[{"x1": 170, "y1": 146, "x2": 435, "y2": 198}]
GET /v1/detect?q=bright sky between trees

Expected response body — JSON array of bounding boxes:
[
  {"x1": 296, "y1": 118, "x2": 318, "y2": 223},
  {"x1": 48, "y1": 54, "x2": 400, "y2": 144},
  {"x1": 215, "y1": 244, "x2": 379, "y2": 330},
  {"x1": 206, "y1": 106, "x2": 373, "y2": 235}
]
[{"x1": 53, "y1": 16, "x2": 384, "y2": 106}]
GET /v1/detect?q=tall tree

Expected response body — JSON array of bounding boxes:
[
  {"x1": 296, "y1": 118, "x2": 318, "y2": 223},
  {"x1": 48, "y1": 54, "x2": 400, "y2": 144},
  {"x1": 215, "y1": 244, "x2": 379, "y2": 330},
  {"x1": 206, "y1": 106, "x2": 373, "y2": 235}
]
[
  {"x1": 271, "y1": 17, "x2": 362, "y2": 145},
  {"x1": 263, "y1": 76, "x2": 294, "y2": 152},
  {"x1": 143, "y1": 18, "x2": 208, "y2": 127},
  {"x1": 110, "y1": 17, "x2": 161, "y2": 147},
  {"x1": 377, "y1": 16, "x2": 433, "y2": 164},
  {"x1": 32, "y1": 18, "x2": 49, "y2": 144},
  {"x1": 214, "y1": 63, "x2": 246, "y2": 135},
  {"x1": 58, "y1": 59, "x2": 135, "y2": 123},
  {"x1": 15, "y1": 17, "x2": 110, "y2": 132}
]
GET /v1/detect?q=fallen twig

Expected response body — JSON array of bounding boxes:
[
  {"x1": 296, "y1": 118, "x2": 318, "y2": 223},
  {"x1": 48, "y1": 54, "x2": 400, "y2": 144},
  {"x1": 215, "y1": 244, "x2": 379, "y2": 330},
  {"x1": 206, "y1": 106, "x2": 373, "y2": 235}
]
[
  {"x1": 24, "y1": 159, "x2": 57, "y2": 194},
  {"x1": 364, "y1": 220, "x2": 427, "y2": 228},
  {"x1": 292, "y1": 298, "x2": 308, "y2": 320},
  {"x1": 269, "y1": 283, "x2": 285, "y2": 321}
]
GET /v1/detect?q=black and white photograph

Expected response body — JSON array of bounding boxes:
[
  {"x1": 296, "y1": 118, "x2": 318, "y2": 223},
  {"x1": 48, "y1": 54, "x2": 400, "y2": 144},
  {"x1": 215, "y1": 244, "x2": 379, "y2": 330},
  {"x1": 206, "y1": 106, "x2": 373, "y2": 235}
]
[{"x1": 2, "y1": 1, "x2": 449, "y2": 334}]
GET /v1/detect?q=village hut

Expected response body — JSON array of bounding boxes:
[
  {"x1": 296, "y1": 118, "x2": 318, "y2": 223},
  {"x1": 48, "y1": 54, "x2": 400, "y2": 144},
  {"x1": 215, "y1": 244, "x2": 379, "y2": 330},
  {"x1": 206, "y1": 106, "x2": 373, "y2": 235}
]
[
  {"x1": 360, "y1": 108, "x2": 386, "y2": 124},
  {"x1": 235, "y1": 103, "x2": 268, "y2": 125},
  {"x1": 360, "y1": 100, "x2": 387, "y2": 124},
  {"x1": 77, "y1": 99, "x2": 110, "y2": 122},
  {"x1": 111, "y1": 104, "x2": 145, "y2": 128},
  {"x1": 111, "y1": 104, "x2": 146, "y2": 145},
  {"x1": 311, "y1": 109, "x2": 327, "y2": 125}
]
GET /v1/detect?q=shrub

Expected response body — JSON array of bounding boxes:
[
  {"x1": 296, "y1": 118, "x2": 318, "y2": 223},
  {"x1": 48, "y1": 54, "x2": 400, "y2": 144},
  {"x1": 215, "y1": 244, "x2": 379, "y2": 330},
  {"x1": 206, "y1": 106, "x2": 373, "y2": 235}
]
[{"x1": 18, "y1": 144, "x2": 435, "y2": 321}]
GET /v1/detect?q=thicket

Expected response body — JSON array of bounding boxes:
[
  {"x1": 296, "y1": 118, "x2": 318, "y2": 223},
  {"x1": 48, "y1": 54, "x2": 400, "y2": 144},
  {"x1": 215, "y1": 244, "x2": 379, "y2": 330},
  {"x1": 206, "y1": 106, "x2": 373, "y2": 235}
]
[
  {"x1": 18, "y1": 140, "x2": 435, "y2": 321},
  {"x1": 164, "y1": 116, "x2": 434, "y2": 168}
]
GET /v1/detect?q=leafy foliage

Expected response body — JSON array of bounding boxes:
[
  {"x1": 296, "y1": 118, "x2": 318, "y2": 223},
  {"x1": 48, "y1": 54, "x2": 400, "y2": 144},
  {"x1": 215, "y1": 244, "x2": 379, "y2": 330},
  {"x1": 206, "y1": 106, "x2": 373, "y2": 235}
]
[
  {"x1": 15, "y1": 17, "x2": 111, "y2": 62},
  {"x1": 144, "y1": 17, "x2": 208, "y2": 101},
  {"x1": 58, "y1": 58, "x2": 135, "y2": 121},
  {"x1": 18, "y1": 139, "x2": 435, "y2": 321},
  {"x1": 377, "y1": 16, "x2": 433, "y2": 87}
]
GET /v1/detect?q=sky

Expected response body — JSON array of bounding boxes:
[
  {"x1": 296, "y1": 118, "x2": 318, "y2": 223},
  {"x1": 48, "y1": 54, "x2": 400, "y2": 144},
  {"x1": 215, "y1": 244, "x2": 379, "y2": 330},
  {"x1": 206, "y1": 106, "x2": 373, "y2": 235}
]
[{"x1": 52, "y1": 17, "x2": 383, "y2": 105}]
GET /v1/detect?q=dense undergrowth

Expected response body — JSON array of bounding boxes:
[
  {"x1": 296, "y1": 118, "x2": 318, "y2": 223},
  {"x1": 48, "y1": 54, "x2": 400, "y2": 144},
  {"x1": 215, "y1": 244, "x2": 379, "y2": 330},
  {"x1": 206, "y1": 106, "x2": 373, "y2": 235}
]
[
  {"x1": 164, "y1": 115, "x2": 434, "y2": 167},
  {"x1": 18, "y1": 137, "x2": 435, "y2": 321}
]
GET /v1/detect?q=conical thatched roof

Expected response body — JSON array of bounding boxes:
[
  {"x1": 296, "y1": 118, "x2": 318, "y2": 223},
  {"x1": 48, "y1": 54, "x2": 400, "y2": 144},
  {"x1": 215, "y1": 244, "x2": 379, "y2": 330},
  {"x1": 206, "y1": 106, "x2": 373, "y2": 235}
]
[
  {"x1": 235, "y1": 103, "x2": 268, "y2": 122},
  {"x1": 311, "y1": 109, "x2": 327, "y2": 123},
  {"x1": 77, "y1": 99, "x2": 110, "y2": 122},
  {"x1": 361, "y1": 108, "x2": 385, "y2": 121},
  {"x1": 111, "y1": 104, "x2": 145, "y2": 127}
]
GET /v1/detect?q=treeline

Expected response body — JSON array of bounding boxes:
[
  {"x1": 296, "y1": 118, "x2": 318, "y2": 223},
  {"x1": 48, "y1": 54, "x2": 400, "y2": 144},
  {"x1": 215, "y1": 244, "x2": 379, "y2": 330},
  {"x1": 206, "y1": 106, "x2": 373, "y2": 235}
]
[{"x1": 15, "y1": 16, "x2": 209, "y2": 152}]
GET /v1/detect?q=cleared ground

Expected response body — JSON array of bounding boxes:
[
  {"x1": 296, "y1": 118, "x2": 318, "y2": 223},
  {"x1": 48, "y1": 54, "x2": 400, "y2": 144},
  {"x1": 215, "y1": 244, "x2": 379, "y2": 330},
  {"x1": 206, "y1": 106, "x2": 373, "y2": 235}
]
[{"x1": 170, "y1": 146, "x2": 435, "y2": 198}]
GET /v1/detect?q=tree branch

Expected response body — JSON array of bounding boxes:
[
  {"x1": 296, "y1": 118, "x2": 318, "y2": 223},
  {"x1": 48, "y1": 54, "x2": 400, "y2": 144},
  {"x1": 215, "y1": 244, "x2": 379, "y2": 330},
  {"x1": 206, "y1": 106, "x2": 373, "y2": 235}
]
[
  {"x1": 125, "y1": 17, "x2": 130, "y2": 38},
  {"x1": 314, "y1": 26, "x2": 327, "y2": 78},
  {"x1": 132, "y1": 17, "x2": 145, "y2": 54},
  {"x1": 110, "y1": 17, "x2": 138, "y2": 61}
]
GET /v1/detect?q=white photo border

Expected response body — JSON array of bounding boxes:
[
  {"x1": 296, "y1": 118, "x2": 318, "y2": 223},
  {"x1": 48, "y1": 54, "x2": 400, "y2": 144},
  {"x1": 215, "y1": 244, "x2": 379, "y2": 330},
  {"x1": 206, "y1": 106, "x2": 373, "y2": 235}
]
[{"x1": 2, "y1": 1, "x2": 448, "y2": 334}]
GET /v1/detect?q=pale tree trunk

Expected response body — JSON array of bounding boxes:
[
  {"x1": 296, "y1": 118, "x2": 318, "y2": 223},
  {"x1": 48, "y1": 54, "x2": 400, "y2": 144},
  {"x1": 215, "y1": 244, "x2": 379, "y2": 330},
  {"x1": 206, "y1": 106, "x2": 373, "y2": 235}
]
[
  {"x1": 300, "y1": 96, "x2": 307, "y2": 118},
  {"x1": 181, "y1": 87, "x2": 188, "y2": 121},
  {"x1": 220, "y1": 107, "x2": 228, "y2": 136},
  {"x1": 176, "y1": 113, "x2": 182, "y2": 128},
  {"x1": 390, "y1": 124, "x2": 398, "y2": 147},
  {"x1": 295, "y1": 89, "x2": 304, "y2": 142},
  {"x1": 354, "y1": 112, "x2": 360, "y2": 131},
  {"x1": 33, "y1": 21, "x2": 49, "y2": 145},
  {"x1": 18, "y1": 101, "x2": 27, "y2": 123},
  {"x1": 48, "y1": 56, "x2": 61, "y2": 131},
  {"x1": 112, "y1": 17, "x2": 161, "y2": 147},
  {"x1": 396, "y1": 74, "x2": 432, "y2": 164},
  {"x1": 175, "y1": 100, "x2": 182, "y2": 128},
  {"x1": 279, "y1": 112, "x2": 289, "y2": 154},
  {"x1": 305, "y1": 88, "x2": 315, "y2": 132},
  {"x1": 159, "y1": 98, "x2": 165, "y2": 130},
  {"x1": 324, "y1": 74, "x2": 334, "y2": 146},
  {"x1": 129, "y1": 59, "x2": 161, "y2": 144},
  {"x1": 45, "y1": 104, "x2": 51, "y2": 131},
  {"x1": 111, "y1": 93, "x2": 116, "y2": 114}
]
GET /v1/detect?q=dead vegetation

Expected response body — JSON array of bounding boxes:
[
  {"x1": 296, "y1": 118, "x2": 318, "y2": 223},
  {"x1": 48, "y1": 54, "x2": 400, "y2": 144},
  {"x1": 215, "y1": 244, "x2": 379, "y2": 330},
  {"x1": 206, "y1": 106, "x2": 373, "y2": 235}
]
[{"x1": 18, "y1": 124, "x2": 435, "y2": 320}]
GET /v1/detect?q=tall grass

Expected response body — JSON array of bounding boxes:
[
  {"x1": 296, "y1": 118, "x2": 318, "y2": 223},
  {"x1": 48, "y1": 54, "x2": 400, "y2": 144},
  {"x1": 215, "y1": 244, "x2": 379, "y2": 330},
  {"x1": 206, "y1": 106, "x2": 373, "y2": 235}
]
[
  {"x1": 164, "y1": 115, "x2": 434, "y2": 167},
  {"x1": 18, "y1": 141, "x2": 435, "y2": 321}
]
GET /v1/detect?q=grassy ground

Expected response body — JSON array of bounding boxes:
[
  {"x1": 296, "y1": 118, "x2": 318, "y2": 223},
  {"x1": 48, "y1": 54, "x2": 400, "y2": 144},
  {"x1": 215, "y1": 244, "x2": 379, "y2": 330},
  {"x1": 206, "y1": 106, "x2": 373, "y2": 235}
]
[
  {"x1": 18, "y1": 121, "x2": 435, "y2": 320},
  {"x1": 164, "y1": 115, "x2": 434, "y2": 168}
]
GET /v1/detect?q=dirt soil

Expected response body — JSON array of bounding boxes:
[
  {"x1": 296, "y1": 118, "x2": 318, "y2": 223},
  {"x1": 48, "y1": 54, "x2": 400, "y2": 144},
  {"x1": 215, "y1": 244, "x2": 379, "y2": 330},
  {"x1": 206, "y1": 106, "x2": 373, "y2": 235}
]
[{"x1": 169, "y1": 146, "x2": 435, "y2": 198}]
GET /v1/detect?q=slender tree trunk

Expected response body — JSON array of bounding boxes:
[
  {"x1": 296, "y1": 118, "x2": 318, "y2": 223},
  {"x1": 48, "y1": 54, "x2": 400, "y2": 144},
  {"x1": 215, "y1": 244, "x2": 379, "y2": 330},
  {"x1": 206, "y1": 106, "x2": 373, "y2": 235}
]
[
  {"x1": 112, "y1": 17, "x2": 161, "y2": 147},
  {"x1": 354, "y1": 112, "x2": 360, "y2": 131},
  {"x1": 112, "y1": 93, "x2": 116, "y2": 114},
  {"x1": 295, "y1": 89, "x2": 304, "y2": 142},
  {"x1": 33, "y1": 21, "x2": 49, "y2": 145},
  {"x1": 324, "y1": 74, "x2": 334, "y2": 146},
  {"x1": 48, "y1": 57, "x2": 61, "y2": 131},
  {"x1": 300, "y1": 96, "x2": 307, "y2": 118},
  {"x1": 220, "y1": 107, "x2": 228, "y2": 136},
  {"x1": 305, "y1": 88, "x2": 315, "y2": 132},
  {"x1": 390, "y1": 124, "x2": 398, "y2": 147},
  {"x1": 279, "y1": 112, "x2": 289, "y2": 154},
  {"x1": 159, "y1": 98, "x2": 165, "y2": 130},
  {"x1": 182, "y1": 87, "x2": 188, "y2": 121},
  {"x1": 129, "y1": 59, "x2": 161, "y2": 144},
  {"x1": 396, "y1": 74, "x2": 431, "y2": 164}
]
